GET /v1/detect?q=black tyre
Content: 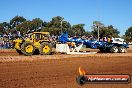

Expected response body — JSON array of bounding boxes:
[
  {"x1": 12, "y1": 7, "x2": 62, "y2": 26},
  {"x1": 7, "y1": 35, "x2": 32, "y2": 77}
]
[
  {"x1": 99, "y1": 48, "x2": 105, "y2": 53},
  {"x1": 118, "y1": 46, "x2": 127, "y2": 53},
  {"x1": 16, "y1": 49, "x2": 22, "y2": 55},
  {"x1": 21, "y1": 42, "x2": 35, "y2": 56},
  {"x1": 39, "y1": 42, "x2": 52, "y2": 55},
  {"x1": 110, "y1": 46, "x2": 118, "y2": 53}
]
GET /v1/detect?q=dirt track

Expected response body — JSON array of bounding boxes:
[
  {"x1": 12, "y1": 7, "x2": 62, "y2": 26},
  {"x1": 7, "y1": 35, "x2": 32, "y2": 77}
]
[{"x1": 0, "y1": 49, "x2": 132, "y2": 88}]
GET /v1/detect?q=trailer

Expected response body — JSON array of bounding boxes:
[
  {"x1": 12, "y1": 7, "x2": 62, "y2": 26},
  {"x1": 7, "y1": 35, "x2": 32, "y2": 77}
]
[{"x1": 58, "y1": 32, "x2": 129, "y2": 53}]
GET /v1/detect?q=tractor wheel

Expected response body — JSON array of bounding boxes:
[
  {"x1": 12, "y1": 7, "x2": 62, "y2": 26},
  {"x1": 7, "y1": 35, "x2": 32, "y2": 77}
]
[
  {"x1": 39, "y1": 42, "x2": 52, "y2": 55},
  {"x1": 16, "y1": 49, "x2": 22, "y2": 55},
  {"x1": 118, "y1": 46, "x2": 127, "y2": 53},
  {"x1": 21, "y1": 42, "x2": 35, "y2": 56},
  {"x1": 110, "y1": 46, "x2": 118, "y2": 53}
]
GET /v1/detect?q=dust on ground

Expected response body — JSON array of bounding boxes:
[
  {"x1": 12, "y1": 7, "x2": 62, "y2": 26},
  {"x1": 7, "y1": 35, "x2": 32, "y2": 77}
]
[{"x1": 0, "y1": 48, "x2": 132, "y2": 88}]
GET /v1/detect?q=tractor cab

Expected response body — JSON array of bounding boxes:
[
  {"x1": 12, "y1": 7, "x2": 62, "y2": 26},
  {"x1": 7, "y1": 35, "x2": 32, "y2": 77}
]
[
  {"x1": 33, "y1": 32, "x2": 50, "y2": 41},
  {"x1": 25, "y1": 32, "x2": 50, "y2": 42}
]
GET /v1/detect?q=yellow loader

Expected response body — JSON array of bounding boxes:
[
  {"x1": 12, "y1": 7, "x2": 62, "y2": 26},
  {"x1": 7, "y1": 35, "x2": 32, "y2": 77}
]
[{"x1": 13, "y1": 32, "x2": 52, "y2": 56}]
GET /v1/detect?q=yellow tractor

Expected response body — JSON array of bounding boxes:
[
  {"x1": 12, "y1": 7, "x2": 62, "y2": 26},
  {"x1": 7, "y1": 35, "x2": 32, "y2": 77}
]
[{"x1": 13, "y1": 32, "x2": 52, "y2": 56}]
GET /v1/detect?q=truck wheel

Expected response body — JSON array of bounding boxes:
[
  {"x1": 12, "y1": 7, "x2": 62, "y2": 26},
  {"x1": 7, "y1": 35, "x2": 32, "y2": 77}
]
[
  {"x1": 99, "y1": 48, "x2": 105, "y2": 53},
  {"x1": 118, "y1": 46, "x2": 127, "y2": 53},
  {"x1": 21, "y1": 42, "x2": 35, "y2": 56},
  {"x1": 39, "y1": 42, "x2": 52, "y2": 55},
  {"x1": 110, "y1": 46, "x2": 118, "y2": 53}
]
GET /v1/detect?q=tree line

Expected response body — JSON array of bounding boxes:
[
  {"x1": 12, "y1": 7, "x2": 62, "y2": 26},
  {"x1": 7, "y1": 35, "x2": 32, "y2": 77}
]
[{"x1": 0, "y1": 16, "x2": 132, "y2": 42}]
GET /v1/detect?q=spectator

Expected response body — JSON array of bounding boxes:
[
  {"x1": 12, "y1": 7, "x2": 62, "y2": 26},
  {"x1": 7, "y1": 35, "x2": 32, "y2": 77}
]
[{"x1": 0, "y1": 43, "x2": 2, "y2": 49}]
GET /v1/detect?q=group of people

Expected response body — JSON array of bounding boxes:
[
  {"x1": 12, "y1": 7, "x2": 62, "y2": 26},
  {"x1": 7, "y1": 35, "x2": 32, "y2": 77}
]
[
  {"x1": 0, "y1": 31, "x2": 21, "y2": 49},
  {"x1": 99, "y1": 37, "x2": 111, "y2": 42},
  {"x1": 0, "y1": 30, "x2": 109, "y2": 49},
  {"x1": 0, "y1": 37, "x2": 13, "y2": 49},
  {"x1": 0, "y1": 31, "x2": 60, "y2": 49}
]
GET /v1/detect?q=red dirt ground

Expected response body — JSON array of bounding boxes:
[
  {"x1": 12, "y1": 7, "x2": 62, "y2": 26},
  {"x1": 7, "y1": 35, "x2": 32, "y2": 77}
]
[{"x1": 0, "y1": 48, "x2": 132, "y2": 88}]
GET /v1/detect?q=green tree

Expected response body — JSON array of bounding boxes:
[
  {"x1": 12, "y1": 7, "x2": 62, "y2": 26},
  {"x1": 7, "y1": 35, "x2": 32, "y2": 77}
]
[
  {"x1": 31, "y1": 18, "x2": 44, "y2": 32},
  {"x1": 0, "y1": 23, "x2": 4, "y2": 34},
  {"x1": 71, "y1": 24, "x2": 85, "y2": 36},
  {"x1": 41, "y1": 16, "x2": 71, "y2": 35},
  {"x1": 107, "y1": 25, "x2": 120, "y2": 37},
  {"x1": 84, "y1": 31, "x2": 92, "y2": 36},
  {"x1": 10, "y1": 16, "x2": 26, "y2": 28},
  {"x1": 16, "y1": 18, "x2": 47, "y2": 35},
  {"x1": 91, "y1": 21, "x2": 104, "y2": 38},
  {"x1": 125, "y1": 26, "x2": 132, "y2": 42},
  {"x1": 16, "y1": 21, "x2": 32, "y2": 34},
  {"x1": 0, "y1": 22, "x2": 11, "y2": 34},
  {"x1": 92, "y1": 21, "x2": 120, "y2": 38}
]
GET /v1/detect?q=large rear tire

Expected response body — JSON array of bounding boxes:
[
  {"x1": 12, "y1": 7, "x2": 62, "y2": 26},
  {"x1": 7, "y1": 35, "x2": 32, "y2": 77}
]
[
  {"x1": 16, "y1": 49, "x2": 22, "y2": 55},
  {"x1": 39, "y1": 42, "x2": 52, "y2": 55},
  {"x1": 118, "y1": 46, "x2": 127, "y2": 53},
  {"x1": 21, "y1": 42, "x2": 35, "y2": 56},
  {"x1": 110, "y1": 46, "x2": 118, "y2": 53}
]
